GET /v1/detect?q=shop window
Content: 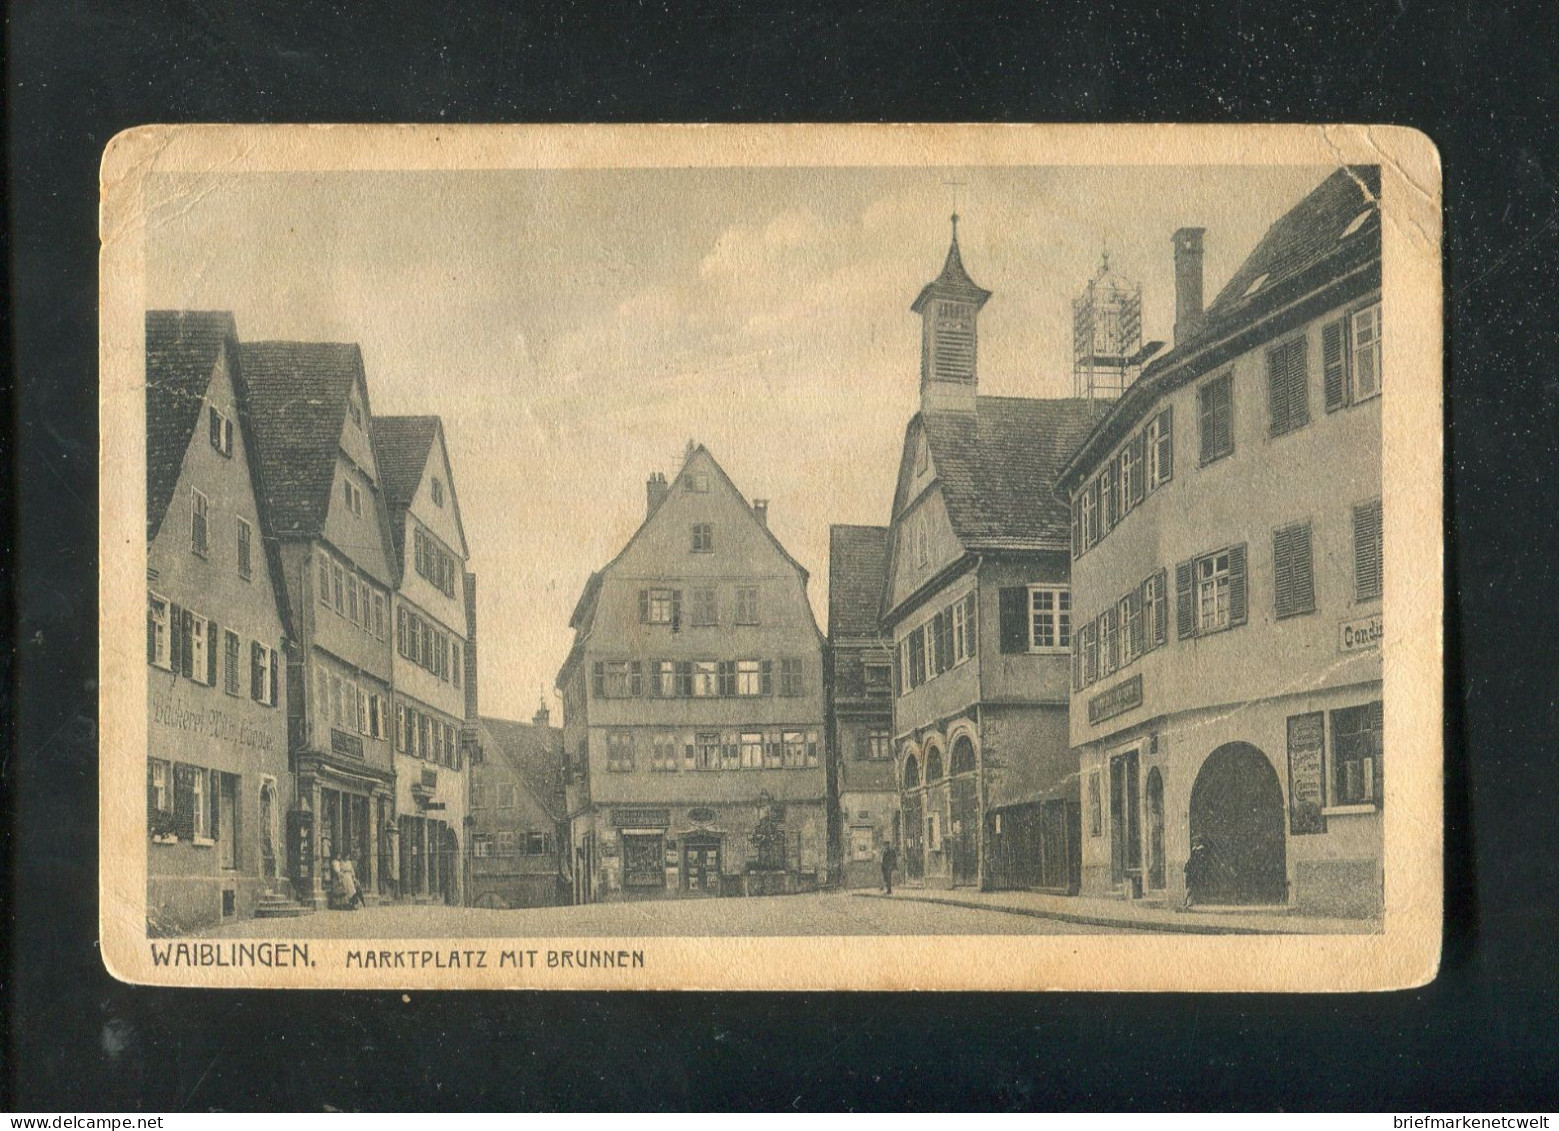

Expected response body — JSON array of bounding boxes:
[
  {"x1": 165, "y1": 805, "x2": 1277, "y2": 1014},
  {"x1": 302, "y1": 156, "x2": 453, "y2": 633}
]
[{"x1": 1330, "y1": 701, "x2": 1383, "y2": 807}]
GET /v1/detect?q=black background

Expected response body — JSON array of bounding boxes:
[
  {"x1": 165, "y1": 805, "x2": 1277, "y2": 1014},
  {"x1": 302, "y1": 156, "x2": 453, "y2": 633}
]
[{"x1": 8, "y1": 0, "x2": 1559, "y2": 1111}]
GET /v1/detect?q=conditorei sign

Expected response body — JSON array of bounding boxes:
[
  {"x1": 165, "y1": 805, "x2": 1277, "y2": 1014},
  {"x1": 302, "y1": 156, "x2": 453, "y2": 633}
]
[{"x1": 1339, "y1": 612, "x2": 1383, "y2": 653}]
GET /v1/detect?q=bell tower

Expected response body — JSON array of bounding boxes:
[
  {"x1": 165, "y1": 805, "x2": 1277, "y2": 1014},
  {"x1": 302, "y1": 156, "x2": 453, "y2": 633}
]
[{"x1": 912, "y1": 214, "x2": 991, "y2": 414}]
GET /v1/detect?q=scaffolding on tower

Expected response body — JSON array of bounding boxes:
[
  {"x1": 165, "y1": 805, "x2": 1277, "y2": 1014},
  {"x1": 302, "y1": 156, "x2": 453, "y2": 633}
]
[{"x1": 1072, "y1": 252, "x2": 1146, "y2": 402}]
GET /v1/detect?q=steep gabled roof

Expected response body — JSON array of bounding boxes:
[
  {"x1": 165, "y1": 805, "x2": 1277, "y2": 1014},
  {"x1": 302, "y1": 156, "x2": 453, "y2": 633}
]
[
  {"x1": 828, "y1": 525, "x2": 890, "y2": 640},
  {"x1": 1057, "y1": 166, "x2": 1382, "y2": 492},
  {"x1": 239, "y1": 341, "x2": 366, "y2": 537},
  {"x1": 372, "y1": 414, "x2": 439, "y2": 562},
  {"x1": 481, "y1": 716, "x2": 566, "y2": 823},
  {"x1": 915, "y1": 396, "x2": 1109, "y2": 552},
  {"x1": 146, "y1": 310, "x2": 237, "y2": 540}
]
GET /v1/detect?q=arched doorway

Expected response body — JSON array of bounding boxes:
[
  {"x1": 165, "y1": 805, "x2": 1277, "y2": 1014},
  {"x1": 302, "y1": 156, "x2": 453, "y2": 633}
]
[
  {"x1": 901, "y1": 753, "x2": 924, "y2": 882},
  {"x1": 1145, "y1": 768, "x2": 1165, "y2": 891},
  {"x1": 948, "y1": 736, "x2": 979, "y2": 886},
  {"x1": 1188, "y1": 743, "x2": 1287, "y2": 905}
]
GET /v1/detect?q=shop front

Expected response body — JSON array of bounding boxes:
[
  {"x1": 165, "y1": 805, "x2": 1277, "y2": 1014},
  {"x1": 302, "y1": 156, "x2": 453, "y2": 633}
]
[{"x1": 293, "y1": 752, "x2": 393, "y2": 910}]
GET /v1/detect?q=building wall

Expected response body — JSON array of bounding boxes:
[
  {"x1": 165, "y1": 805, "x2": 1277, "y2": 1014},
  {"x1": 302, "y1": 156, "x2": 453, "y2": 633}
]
[
  {"x1": 887, "y1": 486, "x2": 964, "y2": 611},
  {"x1": 977, "y1": 555, "x2": 1072, "y2": 706},
  {"x1": 892, "y1": 570, "x2": 978, "y2": 729},
  {"x1": 1067, "y1": 288, "x2": 1383, "y2": 916},
  {"x1": 146, "y1": 347, "x2": 292, "y2": 933}
]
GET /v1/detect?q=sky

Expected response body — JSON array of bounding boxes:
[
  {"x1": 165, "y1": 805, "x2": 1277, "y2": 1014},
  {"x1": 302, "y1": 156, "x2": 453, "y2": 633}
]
[{"x1": 146, "y1": 163, "x2": 1330, "y2": 721}]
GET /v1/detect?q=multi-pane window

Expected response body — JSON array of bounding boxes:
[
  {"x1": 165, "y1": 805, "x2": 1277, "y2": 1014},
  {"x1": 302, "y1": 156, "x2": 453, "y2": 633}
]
[
  {"x1": 780, "y1": 658, "x2": 804, "y2": 697},
  {"x1": 147, "y1": 593, "x2": 171, "y2": 669},
  {"x1": 1198, "y1": 372, "x2": 1234, "y2": 464},
  {"x1": 190, "y1": 489, "x2": 209, "y2": 556},
  {"x1": 1196, "y1": 552, "x2": 1231, "y2": 631},
  {"x1": 736, "y1": 659, "x2": 762, "y2": 697},
  {"x1": 686, "y1": 471, "x2": 710, "y2": 493},
  {"x1": 149, "y1": 759, "x2": 170, "y2": 817},
  {"x1": 1267, "y1": 336, "x2": 1310, "y2": 436},
  {"x1": 223, "y1": 629, "x2": 241, "y2": 695},
  {"x1": 1146, "y1": 408, "x2": 1173, "y2": 490},
  {"x1": 1120, "y1": 438, "x2": 1143, "y2": 512},
  {"x1": 1099, "y1": 606, "x2": 1119, "y2": 676},
  {"x1": 413, "y1": 528, "x2": 458, "y2": 597},
  {"x1": 695, "y1": 732, "x2": 721, "y2": 771},
  {"x1": 689, "y1": 587, "x2": 718, "y2": 626},
  {"x1": 606, "y1": 733, "x2": 634, "y2": 772},
  {"x1": 1351, "y1": 304, "x2": 1382, "y2": 401},
  {"x1": 192, "y1": 768, "x2": 208, "y2": 840},
  {"x1": 741, "y1": 733, "x2": 764, "y2": 769},
  {"x1": 734, "y1": 586, "x2": 759, "y2": 625},
  {"x1": 1029, "y1": 586, "x2": 1071, "y2": 651},
  {"x1": 691, "y1": 523, "x2": 714, "y2": 553},
  {"x1": 866, "y1": 731, "x2": 891, "y2": 760},
  {"x1": 651, "y1": 735, "x2": 679, "y2": 772},
  {"x1": 1353, "y1": 499, "x2": 1383, "y2": 601},
  {"x1": 190, "y1": 614, "x2": 211, "y2": 686},
  {"x1": 209, "y1": 406, "x2": 234, "y2": 456},
  {"x1": 644, "y1": 588, "x2": 678, "y2": 625},
  {"x1": 236, "y1": 519, "x2": 253, "y2": 580},
  {"x1": 342, "y1": 477, "x2": 363, "y2": 517},
  {"x1": 1273, "y1": 522, "x2": 1317, "y2": 618},
  {"x1": 1141, "y1": 570, "x2": 1168, "y2": 650},
  {"x1": 1331, "y1": 701, "x2": 1383, "y2": 806},
  {"x1": 782, "y1": 731, "x2": 807, "y2": 768},
  {"x1": 250, "y1": 642, "x2": 276, "y2": 706},
  {"x1": 1120, "y1": 593, "x2": 1142, "y2": 665},
  {"x1": 1080, "y1": 482, "x2": 1099, "y2": 548}
]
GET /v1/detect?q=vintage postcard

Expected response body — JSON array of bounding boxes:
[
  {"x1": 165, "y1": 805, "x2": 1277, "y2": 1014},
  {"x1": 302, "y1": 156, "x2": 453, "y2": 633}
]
[{"x1": 99, "y1": 124, "x2": 1443, "y2": 990}]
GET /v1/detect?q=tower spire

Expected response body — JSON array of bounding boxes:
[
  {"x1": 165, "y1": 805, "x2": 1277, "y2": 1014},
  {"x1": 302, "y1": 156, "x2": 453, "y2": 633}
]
[{"x1": 912, "y1": 215, "x2": 992, "y2": 414}]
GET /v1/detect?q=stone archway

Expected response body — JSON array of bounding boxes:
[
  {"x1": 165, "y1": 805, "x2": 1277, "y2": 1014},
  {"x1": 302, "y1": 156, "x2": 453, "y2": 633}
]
[
  {"x1": 1188, "y1": 742, "x2": 1287, "y2": 905},
  {"x1": 900, "y1": 752, "x2": 924, "y2": 882},
  {"x1": 948, "y1": 736, "x2": 979, "y2": 886}
]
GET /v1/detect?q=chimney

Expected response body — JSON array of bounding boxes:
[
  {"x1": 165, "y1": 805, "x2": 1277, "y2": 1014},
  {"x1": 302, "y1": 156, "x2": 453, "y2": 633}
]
[
  {"x1": 752, "y1": 499, "x2": 769, "y2": 527},
  {"x1": 645, "y1": 472, "x2": 668, "y2": 519},
  {"x1": 1172, "y1": 227, "x2": 1206, "y2": 346},
  {"x1": 532, "y1": 698, "x2": 551, "y2": 728}
]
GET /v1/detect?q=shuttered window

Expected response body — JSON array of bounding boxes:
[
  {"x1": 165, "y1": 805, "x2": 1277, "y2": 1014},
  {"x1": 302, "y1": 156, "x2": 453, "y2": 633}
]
[
  {"x1": 1198, "y1": 373, "x2": 1234, "y2": 464},
  {"x1": 1080, "y1": 621, "x2": 1098, "y2": 685},
  {"x1": 1323, "y1": 317, "x2": 1350, "y2": 411},
  {"x1": 1267, "y1": 336, "x2": 1310, "y2": 436},
  {"x1": 1273, "y1": 522, "x2": 1316, "y2": 619},
  {"x1": 1351, "y1": 304, "x2": 1382, "y2": 401},
  {"x1": 1143, "y1": 569, "x2": 1169, "y2": 648},
  {"x1": 1177, "y1": 545, "x2": 1248, "y2": 637},
  {"x1": 1146, "y1": 407, "x2": 1173, "y2": 489},
  {"x1": 1353, "y1": 499, "x2": 1383, "y2": 601},
  {"x1": 190, "y1": 489, "x2": 209, "y2": 556},
  {"x1": 223, "y1": 630, "x2": 241, "y2": 695}
]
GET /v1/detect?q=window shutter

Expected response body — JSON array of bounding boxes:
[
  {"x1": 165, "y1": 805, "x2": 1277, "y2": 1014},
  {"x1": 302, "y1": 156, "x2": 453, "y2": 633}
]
[
  {"x1": 1130, "y1": 434, "x2": 1147, "y2": 505},
  {"x1": 630, "y1": 661, "x2": 643, "y2": 697},
  {"x1": 1130, "y1": 589, "x2": 1145, "y2": 656},
  {"x1": 638, "y1": 589, "x2": 649, "y2": 623},
  {"x1": 207, "y1": 619, "x2": 220, "y2": 686},
  {"x1": 671, "y1": 590, "x2": 682, "y2": 630},
  {"x1": 760, "y1": 660, "x2": 774, "y2": 696},
  {"x1": 1071, "y1": 633, "x2": 1082, "y2": 692},
  {"x1": 1083, "y1": 623, "x2": 1098, "y2": 685},
  {"x1": 1292, "y1": 525, "x2": 1315, "y2": 615},
  {"x1": 1274, "y1": 527, "x2": 1294, "y2": 616},
  {"x1": 169, "y1": 604, "x2": 184, "y2": 673},
  {"x1": 1228, "y1": 543, "x2": 1249, "y2": 626},
  {"x1": 173, "y1": 763, "x2": 196, "y2": 840},
  {"x1": 965, "y1": 592, "x2": 978, "y2": 653},
  {"x1": 932, "y1": 611, "x2": 946, "y2": 674},
  {"x1": 891, "y1": 647, "x2": 901, "y2": 696},
  {"x1": 1322, "y1": 318, "x2": 1349, "y2": 411},
  {"x1": 146, "y1": 762, "x2": 159, "y2": 823},
  {"x1": 717, "y1": 661, "x2": 735, "y2": 697},
  {"x1": 1353, "y1": 500, "x2": 1383, "y2": 600},
  {"x1": 998, "y1": 587, "x2": 1027, "y2": 653},
  {"x1": 1087, "y1": 479, "x2": 1102, "y2": 544},
  {"x1": 1153, "y1": 568, "x2": 1169, "y2": 646},
  {"x1": 1175, "y1": 560, "x2": 1196, "y2": 639},
  {"x1": 180, "y1": 608, "x2": 195, "y2": 678},
  {"x1": 676, "y1": 661, "x2": 692, "y2": 697},
  {"x1": 1071, "y1": 496, "x2": 1082, "y2": 557},
  {"x1": 251, "y1": 641, "x2": 263, "y2": 700},
  {"x1": 147, "y1": 607, "x2": 158, "y2": 664},
  {"x1": 208, "y1": 771, "x2": 221, "y2": 841},
  {"x1": 1158, "y1": 407, "x2": 1174, "y2": 482},
  {"x1": 592, "y1": 662, "x2": 605, "y2": 698}
]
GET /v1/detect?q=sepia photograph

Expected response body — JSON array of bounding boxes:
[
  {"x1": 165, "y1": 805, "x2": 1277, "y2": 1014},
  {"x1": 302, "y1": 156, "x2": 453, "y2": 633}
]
[{"x1": 98, "y1": 124, "x2": 1443, "y2": 990}]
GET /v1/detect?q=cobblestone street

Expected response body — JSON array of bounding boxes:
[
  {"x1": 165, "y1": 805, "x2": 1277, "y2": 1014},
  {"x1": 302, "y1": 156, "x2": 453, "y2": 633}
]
[{"x1": 195, "y1": 890, "x2": 1127, "y2": 939}]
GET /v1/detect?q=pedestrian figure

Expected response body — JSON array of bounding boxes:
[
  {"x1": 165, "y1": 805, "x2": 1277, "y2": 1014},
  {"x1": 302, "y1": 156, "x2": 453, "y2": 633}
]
[
  {"x1": 880, "y1": 843, "x2": 899, "y2": 895},
  {"x1": 1183, "y1": 837, "x2": 1212, "y2": 909},
  {"x1": 339, "y1": 857, "x2": 365, "y2": 910}
]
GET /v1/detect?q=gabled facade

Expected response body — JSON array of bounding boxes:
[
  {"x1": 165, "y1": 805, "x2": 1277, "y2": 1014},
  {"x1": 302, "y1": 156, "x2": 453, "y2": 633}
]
[
  {"x1": 825, "y1": 525, "x2": 896, "y2": 888},
  {"x1": 557, "y1": 445, "x2": 828, "y2": 901},
  {"x1": 468, "y1": 708, "x2": 569, "y2": 909},
  {"x1": 883, "y1": 222, "x2": 1105, "y2": 893},
  {"x1": 376, "y1": 415, "x2": 472, "y2": 905},
  {"x1": 243, "y1": 341, "x2": 398, "y2": 909},
  {"x1": 145, "y1": 311, "x2": 295, "y2": 932},
  {"x1": 1057, "y1": 167, "x2": 1384, "y2": 916}
]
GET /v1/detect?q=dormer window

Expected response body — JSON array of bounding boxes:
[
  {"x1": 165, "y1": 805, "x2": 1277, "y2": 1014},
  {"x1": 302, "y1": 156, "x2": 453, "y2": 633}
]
[
  {"x1": 1241, "y1": 273, "x2": 1270, "y2": 300},
  {"x1": 208, "y1": 407, "x2": 234, "y2": 457},
  {"x1": 431, "y1": 477, "x2": 444, "y2": 507}
]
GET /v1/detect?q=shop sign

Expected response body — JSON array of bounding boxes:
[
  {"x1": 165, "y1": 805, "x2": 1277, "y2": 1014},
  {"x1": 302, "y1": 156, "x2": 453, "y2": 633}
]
[
  {"x1": 330, "y1": 728, "x2": 365, "y2": 760},
  {"x1": 613, "y1": 807, "x2": 670, "y2": 828},
  {"x1": 1286, "y1": 712, "x2": 1327, "y2": 835},
  {"x1": 1088, "y1": 674, "x2": 1143, "y2": 725},
  {"x1": 1339, "y1": 613, "x2": 1383, "y2": 653},
  {"x1": 150, "y1": 691, "x2": 277, "y2": 753}
]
